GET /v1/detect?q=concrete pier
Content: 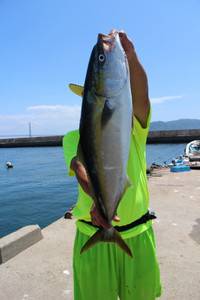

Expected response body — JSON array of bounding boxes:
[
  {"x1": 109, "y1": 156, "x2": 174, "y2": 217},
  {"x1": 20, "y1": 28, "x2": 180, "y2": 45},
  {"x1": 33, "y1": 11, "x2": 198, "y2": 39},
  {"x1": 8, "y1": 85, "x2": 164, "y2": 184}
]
[
  {"x1": 0, "y1": 169, "x2": 200, "y2": 299},
  {"x1": 0, "y1": 225, "x2": 43, "y2": 264},
  {"x1": 147, "y1": 129, "x2": 200, "y2": 143},
  {"x1": 149, "y1": 169, "x2": 200, "y2": 300},
  {"x1": 0, "y1": 218, "x2": 75, "y2": 300},
  {"x1": 0, "y1": 136, "x2": 63, "y2": 148},
  {"x1": 0, "y1": 129, "x2": 200, "y2": 147}
]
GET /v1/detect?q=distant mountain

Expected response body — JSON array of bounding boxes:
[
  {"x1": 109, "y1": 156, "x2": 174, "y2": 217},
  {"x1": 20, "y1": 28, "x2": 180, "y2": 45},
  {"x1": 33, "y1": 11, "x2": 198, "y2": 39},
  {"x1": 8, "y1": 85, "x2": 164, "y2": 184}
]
[{"x1": 150, "y1": 119, "x2": 200, "y2": 131}]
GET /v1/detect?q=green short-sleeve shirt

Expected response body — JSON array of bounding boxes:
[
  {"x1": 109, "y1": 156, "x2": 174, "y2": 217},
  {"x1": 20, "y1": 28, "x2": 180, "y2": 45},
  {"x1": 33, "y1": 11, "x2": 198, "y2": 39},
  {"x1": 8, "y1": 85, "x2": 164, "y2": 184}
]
[{"x1": 63, "y1": 110, "x2": 151, "y2": 238}]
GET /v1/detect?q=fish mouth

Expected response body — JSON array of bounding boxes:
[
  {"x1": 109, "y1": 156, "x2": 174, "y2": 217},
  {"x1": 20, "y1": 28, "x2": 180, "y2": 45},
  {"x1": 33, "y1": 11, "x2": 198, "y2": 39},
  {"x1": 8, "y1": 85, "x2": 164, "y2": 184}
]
[
  {"x1": 94, "y1": 32, "x2": 128, "y2": 98},
  {"x1": 98, "y1": 33, "x2": 116, "y2": 52}
]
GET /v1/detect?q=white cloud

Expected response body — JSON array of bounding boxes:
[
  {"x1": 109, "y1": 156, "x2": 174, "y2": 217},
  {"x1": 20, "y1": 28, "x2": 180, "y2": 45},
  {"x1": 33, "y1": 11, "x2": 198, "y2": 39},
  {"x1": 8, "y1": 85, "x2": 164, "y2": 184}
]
[
  {"x1": 0, "y1": 105, "x2": 81, "y2": 137},
  {"x1": 27, "y1": 105, "x2": 65, "y2": 111},
  {"x1": 0, "y1": 96, "x2": 184, "y2": 137},
  {"x1": 27, "y1": 104, "x2": 80, "y2": 113},
  {"x1": 151, "y1": 95, "x2": 183, "y2": 104}
]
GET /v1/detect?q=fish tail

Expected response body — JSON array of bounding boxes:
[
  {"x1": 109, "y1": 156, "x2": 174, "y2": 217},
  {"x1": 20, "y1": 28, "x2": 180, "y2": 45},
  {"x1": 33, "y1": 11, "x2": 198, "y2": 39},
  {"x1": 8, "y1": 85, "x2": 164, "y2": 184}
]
[{"x1": 80, "y1": 227, "x2": 133, "y2": 257}]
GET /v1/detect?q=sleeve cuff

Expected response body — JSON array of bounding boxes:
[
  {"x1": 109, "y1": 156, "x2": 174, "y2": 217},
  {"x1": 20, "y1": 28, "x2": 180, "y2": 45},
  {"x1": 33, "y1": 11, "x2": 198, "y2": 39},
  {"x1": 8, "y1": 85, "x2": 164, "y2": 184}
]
[
  {"x1": 62, "y1": 130, "x2": 79, "y2": 176},
  {"x1": 133, "y1": 106, "x2": 151, "y2": 144}
]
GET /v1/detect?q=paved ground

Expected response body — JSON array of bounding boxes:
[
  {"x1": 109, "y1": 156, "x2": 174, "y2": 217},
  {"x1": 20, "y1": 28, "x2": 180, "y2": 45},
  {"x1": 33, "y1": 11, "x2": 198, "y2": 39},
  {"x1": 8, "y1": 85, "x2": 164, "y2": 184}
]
[
  {"x1": 149, "y1": 168, "x2": 200, "y2": 300},
  {"x1": 0, "y1": 218, "x2": 75, "y2": 300},
  {"x1": 0, "y1": 169, "x2": 200, "y2": 300}
]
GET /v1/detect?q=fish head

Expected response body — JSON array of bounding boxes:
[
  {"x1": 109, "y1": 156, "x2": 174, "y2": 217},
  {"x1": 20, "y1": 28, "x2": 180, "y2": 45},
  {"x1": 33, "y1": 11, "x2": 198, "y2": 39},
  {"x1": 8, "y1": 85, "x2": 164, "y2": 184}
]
[{"x1": 84, "y1": 32, "x2": 129, "y2": 98}]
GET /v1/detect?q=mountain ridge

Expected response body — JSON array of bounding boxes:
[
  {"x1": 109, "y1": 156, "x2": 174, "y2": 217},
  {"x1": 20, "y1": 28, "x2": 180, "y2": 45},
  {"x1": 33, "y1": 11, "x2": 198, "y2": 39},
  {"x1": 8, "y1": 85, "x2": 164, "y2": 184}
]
[{"x1": 150, "y1": 119, "x2": 200, "y2": 131}]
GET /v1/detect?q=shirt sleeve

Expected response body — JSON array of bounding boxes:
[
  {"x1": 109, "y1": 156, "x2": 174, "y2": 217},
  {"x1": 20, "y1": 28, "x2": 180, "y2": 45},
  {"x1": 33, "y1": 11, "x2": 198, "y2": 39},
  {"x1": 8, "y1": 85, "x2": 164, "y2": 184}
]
[
  {"x1": 133, "y1": 106, "x2": 151, "y2": 146},
  {"x1": 62, "y1": 130, "x2": 80, "y2": 176}
]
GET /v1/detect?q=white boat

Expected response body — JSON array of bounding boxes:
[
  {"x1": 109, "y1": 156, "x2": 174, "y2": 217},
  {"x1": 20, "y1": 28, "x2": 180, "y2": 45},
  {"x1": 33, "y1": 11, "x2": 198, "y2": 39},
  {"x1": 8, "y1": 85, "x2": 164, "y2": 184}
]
[{"x1": 184, "y1": 140, "x2": 200, "y2": 168}]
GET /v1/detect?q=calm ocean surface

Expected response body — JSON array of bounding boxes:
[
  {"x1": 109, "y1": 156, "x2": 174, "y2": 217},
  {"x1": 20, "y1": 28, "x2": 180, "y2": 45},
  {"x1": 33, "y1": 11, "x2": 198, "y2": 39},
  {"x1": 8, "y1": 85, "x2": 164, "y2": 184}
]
[{"x1": 0, "y1": 143, "x2": 186, "y2": 237}]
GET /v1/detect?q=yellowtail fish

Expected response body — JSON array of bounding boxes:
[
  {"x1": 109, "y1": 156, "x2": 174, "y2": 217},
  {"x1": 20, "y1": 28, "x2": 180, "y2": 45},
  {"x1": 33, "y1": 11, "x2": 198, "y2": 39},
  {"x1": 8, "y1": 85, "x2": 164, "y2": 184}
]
[{"x1": 78, "y1": 32, "x2": 133, "y2": 257}]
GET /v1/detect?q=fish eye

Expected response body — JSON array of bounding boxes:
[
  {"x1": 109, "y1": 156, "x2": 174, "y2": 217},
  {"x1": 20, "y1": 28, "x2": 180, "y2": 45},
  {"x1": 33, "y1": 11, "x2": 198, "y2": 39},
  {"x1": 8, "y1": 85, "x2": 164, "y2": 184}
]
[{"x1": 98, "y1": 54, "x2": 105, "y2": 62}]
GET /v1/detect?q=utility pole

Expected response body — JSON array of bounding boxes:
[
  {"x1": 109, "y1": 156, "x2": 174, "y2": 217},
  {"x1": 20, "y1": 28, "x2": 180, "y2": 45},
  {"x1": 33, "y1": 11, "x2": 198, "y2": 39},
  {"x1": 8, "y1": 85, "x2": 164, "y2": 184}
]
[{"x1": 28, "y1": 122, "x2": 32, "y2": 137}]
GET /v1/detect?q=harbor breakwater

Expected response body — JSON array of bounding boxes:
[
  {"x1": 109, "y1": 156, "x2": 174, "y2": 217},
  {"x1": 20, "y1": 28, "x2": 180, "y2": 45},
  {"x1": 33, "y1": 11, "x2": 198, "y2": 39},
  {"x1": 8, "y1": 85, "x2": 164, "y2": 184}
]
[
  {"x1": 0, "y1": 135, "x2": 62, "y2": 148},
  {"x1": 0, "y1": 129, "x2": 199, "y2": 147},
  {"x1": 148, "y1": 129, "x2": 200, "y2": 143}
]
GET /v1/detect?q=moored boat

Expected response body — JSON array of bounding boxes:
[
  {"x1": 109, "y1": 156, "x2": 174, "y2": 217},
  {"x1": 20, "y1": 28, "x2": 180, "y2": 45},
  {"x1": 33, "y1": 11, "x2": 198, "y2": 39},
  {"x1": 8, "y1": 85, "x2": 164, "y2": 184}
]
[{"x1": 184, "y1": 140, "x2": 200, "y2": 168}]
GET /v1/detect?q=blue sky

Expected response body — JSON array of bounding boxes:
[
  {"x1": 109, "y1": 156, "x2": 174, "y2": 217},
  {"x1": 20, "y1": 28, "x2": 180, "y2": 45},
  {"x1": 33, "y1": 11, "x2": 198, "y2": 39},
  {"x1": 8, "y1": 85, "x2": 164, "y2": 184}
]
[{"x1": 0, "y1": 0, "x2": 200, "y2": 136}]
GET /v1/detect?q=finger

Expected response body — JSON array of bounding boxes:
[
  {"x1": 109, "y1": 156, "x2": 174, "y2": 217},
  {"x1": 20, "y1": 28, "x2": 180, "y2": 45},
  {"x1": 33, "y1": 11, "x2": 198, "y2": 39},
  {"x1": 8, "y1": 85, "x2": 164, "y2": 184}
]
[
  {"x1": 119, "y1": 31, "x2": 127, "y2": 39},
  {"x1": 75, "y1": 161, "x2": 89, "y2": 182},
  {"x1": 119, "y1": 31, "x2": 132, "y2": 45},
  {"x1": 91, "y1": 214, "x2": 102, "y2": 227},
  {"x1": 91, "y1": 208, "x2": 110, "y2": 229},
  {"x1": 109, "y1": 28, "x2": 118, "y2": 35},
  {"x1": 113, "y1": 215, "x2": 120, "y2": 222},
  {"x1": 96, "y1": 215, "x2": 110, "y2": 229},
  {"x1": 91, "y1": 215, "x2": 98, "y2": 226}
]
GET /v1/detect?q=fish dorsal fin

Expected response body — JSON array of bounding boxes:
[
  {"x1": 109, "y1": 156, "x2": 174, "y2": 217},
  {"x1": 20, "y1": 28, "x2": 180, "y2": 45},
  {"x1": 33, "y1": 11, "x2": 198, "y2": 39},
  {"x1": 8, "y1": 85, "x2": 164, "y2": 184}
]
[{"x1": 69, "y1": 83, "x2": 84, "y2": 96}]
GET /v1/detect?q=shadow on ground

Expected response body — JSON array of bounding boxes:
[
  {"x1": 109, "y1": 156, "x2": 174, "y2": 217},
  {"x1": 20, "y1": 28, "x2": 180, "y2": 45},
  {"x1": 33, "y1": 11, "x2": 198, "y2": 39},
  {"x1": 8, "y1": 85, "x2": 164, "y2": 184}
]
[{"x1": 189, "y1": 218, "x2": 200, "y2": 245}]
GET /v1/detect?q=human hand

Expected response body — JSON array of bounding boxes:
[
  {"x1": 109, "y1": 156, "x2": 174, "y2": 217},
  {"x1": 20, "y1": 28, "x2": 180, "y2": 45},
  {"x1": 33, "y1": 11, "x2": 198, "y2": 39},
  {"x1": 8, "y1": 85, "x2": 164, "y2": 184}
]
[
  {"x1": 70, "y1": 157, "x2": 120, "y2": 228},
  {"x1": 109, "y1": 29, "x2": 150, "y2": 127},
  {"x1": 90, "y1": 204, "x2": 120, "y2": 229},
  {"x1": 70, "y1": 157, "x2": 93, "y2": 197},
  {"x1": 118, "y1": 31, "x2": 136, "y2": 63},
  {"x1": 109, "y1": 29, "x2": 136, "y2": 63}
]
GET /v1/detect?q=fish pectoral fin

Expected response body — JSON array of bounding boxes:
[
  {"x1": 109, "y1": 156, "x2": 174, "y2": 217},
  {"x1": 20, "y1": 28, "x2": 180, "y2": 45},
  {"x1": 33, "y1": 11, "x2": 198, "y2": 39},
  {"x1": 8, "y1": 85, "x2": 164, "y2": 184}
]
[
  {"x1": 68, "y1": 83, "x2": 84, "y2": 97},
  {"x1": 80, "y1": 227, "x2": 133, "y2": 257},
  {"x1": 118, "y1": 176, "x2": 133, "y2": 200},
  {"x1": 101, "y1": 99, "x2": 115, "y2": 127}
]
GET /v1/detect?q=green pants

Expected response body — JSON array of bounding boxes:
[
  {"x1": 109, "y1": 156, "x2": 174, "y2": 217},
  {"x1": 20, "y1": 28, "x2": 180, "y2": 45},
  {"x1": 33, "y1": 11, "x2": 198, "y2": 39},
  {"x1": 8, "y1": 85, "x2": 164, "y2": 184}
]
[{"x1": 73, "y1": 226, "x2": 162, "y2": 300}]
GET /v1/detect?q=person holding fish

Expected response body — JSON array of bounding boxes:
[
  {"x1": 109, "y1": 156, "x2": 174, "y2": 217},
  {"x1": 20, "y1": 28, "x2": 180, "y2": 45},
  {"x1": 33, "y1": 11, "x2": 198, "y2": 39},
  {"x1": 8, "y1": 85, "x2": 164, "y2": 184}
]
[{"x1": 63, "y1": 30, "x2": 162, "y2": 300}]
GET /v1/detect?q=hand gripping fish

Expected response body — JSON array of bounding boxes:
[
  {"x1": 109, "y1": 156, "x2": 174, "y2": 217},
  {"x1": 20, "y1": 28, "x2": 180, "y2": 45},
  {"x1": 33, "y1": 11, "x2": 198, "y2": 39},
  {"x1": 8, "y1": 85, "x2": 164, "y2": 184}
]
[{"x1": 78, "y1": 32, "x2": 133, "y2": 257}]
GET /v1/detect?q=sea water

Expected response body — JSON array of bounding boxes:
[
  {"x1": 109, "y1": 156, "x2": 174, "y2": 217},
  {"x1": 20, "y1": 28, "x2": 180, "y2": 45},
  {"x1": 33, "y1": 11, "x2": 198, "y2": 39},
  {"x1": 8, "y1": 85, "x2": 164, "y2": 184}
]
[{"x1": 0, "y1": 144, "x2": 186, "y2": 237}]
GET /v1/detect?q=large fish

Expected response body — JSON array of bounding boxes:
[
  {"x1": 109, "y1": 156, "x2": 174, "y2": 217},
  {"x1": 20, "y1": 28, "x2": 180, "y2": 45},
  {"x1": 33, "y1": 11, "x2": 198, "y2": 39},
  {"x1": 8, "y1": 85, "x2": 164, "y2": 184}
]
[{"x1": 78, "y1": 32, "x2": 133, "y2": 257}]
